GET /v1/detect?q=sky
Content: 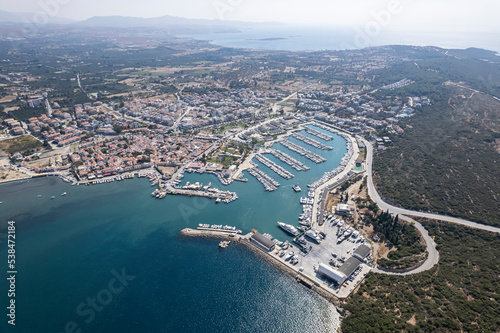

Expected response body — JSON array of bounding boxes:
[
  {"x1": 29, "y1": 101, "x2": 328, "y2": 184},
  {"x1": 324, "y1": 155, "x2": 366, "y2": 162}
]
[{"x1": 1, "y1": 0, "x2": 499, "y2": 33}]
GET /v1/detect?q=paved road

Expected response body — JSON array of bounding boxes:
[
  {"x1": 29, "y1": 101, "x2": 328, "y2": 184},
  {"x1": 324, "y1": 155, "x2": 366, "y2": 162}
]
[
  {"x1": 364, "y1": 140, "x2": 500, "y2": 234},
  {"x1": 372, "y1": 214, "x2": 440, "y2": 275},
  {"x1": 364, "y1": 139, "x2": 500, "y2": 276}
]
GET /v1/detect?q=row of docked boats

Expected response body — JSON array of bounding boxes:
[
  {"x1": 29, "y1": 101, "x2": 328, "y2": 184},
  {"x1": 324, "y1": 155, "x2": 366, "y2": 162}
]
[
  {"x1": 255, "y1": 154, "x2": 294, "y2": 179},
  {"x1": 198, "y1": 224, "x2": 242, "y2": 234},
  {"x1": 280, "y1": 139, "x2": 326, "y2": 164},
  {"x1": 291, "y1": 132, "x2": 333, "y2": 150},
  {"x1": 299, "y1": 196, "x2": 314, "y2": 205},
  {"x1": 215, "y1": 192, "x2": 239, "y2": 204},
  {"x1": 248, "y1": 165, "x2": 280, "y2": 191},
  {"x1": 268, "y1": 148, "x2": 310, "y2": 171},
  {"x1": 151, "y1": 189, "x2": 166, "y2": 198},
  {"x1": 304, "y1": 126, "x2": 333, "y2": 141}
]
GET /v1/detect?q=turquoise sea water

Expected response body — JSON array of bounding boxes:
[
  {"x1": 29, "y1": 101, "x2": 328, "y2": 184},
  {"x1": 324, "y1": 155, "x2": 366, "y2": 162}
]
[{"x1": 0, "y1": 126, "x2": 345, "y2": 332}]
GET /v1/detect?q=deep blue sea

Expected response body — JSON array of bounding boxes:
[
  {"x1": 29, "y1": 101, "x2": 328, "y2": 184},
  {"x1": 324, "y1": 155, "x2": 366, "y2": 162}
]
[{"x1": 0, "y1": 126, "x2": 345, "y2": 332}]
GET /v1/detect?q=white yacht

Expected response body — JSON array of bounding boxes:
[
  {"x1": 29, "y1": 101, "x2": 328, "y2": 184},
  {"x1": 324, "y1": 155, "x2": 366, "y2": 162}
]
[{"x1": 277, "y1": 222, "x2": 299, "y2": 236}]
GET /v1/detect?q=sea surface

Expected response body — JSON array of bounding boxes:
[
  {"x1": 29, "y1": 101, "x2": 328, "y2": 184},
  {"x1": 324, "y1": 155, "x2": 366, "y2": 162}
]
[
  {"x1": 0, "y1": 125, "x2": 345, "y2": 332},
  {"x1": 180, "y1": 25, "x2": 500, "y2": 52}
]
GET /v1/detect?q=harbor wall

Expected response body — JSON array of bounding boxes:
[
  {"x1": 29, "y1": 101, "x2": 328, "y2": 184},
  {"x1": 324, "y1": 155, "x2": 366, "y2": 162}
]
[{"x1": 179, "y1": 228, "x2": 345, "y2": 312}]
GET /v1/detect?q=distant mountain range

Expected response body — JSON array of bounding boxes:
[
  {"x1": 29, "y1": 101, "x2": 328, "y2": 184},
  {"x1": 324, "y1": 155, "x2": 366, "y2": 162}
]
[
  {"x1": 77, "y1": 14, "x2": 251, "y2": 28},
  {"x1": 0, "y1": 9, "x2": 262, "y2": 30}
]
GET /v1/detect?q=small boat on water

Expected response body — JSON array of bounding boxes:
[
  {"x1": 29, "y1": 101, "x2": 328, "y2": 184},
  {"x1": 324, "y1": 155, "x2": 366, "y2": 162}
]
[
  {"x1": 292, "y1": 184, "x2": 302, "y2": 192},
  {"x1": 50, "y1": 196, "x2": 55, "y2": 199},
  {"x1": 62, "y1": 192, "x2": 67, "y2": 196},
  {"x1": 219, "y1": 241, "x2": 231, "y2": 248}
]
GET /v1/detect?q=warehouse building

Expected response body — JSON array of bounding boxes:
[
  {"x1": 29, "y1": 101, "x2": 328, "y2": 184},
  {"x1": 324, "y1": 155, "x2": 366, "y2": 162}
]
[
  {"x1": 250, "y1": 231, "x2": 276, "y2": 252},
  {"x1": 317, "y1": 263, "x2": 347, "y2": 284},
  {"x1": 338, "y1": 257, "x2": 362, "y2": 279},
  {"x1": 353, "y1": 245, "x2": 371, "y2": 262}
]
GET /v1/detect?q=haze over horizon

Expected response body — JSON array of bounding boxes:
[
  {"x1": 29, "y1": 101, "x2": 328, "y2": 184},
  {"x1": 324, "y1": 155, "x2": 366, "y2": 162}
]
[{"x1": 1, "y1": 0, "x2": 499, "y2": 34}]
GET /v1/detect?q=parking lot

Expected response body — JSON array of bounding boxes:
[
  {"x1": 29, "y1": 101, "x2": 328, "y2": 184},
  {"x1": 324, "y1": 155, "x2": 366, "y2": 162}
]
[{"x1": 268, "y1": 215, "x2": 372, "y2": 298}]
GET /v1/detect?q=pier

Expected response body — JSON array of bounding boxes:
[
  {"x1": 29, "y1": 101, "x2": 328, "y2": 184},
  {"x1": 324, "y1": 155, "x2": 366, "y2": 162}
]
[
  {"x1": 180, "y1": 228, "x2": 364, "y2": 306},
  {"x1": 291, "y1": 133, "x2": 333, "y2": 150},
  {"x1": 268, "y1": 149, "x2": 310, "y2": 171},
  {"x1": 158, "y1": 187, "x2": 238, "y2": 203},
  {"x1": 305, "y1": 126, "x2": 333, "y2": 141},
  {"x1": 280, "y1": 140, "x2": 327, "y2": 164},
  {"x1": 248, "y1": 165, "x2": 280, "y2": 191},
  {"x1": 311, "y1": 121, "x2": 341, "y2": 135},
  {"x1": 255, "y1": 154, "x2": 294, "y2": 179}
]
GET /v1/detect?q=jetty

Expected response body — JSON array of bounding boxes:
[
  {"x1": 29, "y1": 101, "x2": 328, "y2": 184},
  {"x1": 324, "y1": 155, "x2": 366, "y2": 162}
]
[
  {"x1": 305, "y1": 126, "x2": 333, "y2": 141},
  {"x1": 158, "y1": 187, "x2": 238, "y2": 203},
  {"x1": 291, "y1": 133, "x2": 333, "y2": 150},
  {"x1": 255, "y1": 154, "x2": 294, "y2": 179},
  {"x1": 311, "y1": 121, "x2": 340, "y2": 135},
  {"x1": 248, "y1": 165, "x2": 280, "y2": 191},
  {"x1": 280, "y1": 140, "x2": 326, "y2": 164},
  {"x1": 179, "y1": 228, "x2": 358, "y2": 307},
  {"x1": 268, "y1": 149, "x2": 310, "y2": 171}
]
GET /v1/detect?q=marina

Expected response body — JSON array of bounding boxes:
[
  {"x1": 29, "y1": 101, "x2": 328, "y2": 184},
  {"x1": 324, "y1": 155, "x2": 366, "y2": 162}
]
[
  {"x1": 255, "y1": 154, "x2": 295, "y2": 179},
  {"x1": 280, "y1": 140, "x2": 327, "y2": 164},
  {"x1": 247, "y1": 165, "x2": 280, "y2": 191},
  {"x1": 291, "y1": 132, "x2": 334, "y2": 150},
  {"x1": 268, "y1": 148, "x2": 310, "y2": 171},
  {"x1": 305, "y1": 126, "x2": 334, "y2": 141}
]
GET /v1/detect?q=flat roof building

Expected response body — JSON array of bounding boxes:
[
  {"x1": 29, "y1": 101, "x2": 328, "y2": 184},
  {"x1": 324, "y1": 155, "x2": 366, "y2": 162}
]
[
  {"x1": 335, "y1": 203, "x2": 350, "y2": 215},
  {"x1": 250, "y1": 231, "x2": 275, "y2": 252},
  {"x1": 338, "y1": 257, "x2": 362, "y2": 279},
  {"x1": 353, "y1": 245, "x2": 371, "y2": 262}
]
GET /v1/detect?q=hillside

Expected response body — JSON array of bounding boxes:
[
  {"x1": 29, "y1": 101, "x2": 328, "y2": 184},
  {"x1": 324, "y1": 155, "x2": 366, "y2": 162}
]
[
  {"x1": 342, "y1": 220, "x2": 500, "y2": 332},
  {"x1": 370, "y1": 53, "x2": 500, "y2": 227}
]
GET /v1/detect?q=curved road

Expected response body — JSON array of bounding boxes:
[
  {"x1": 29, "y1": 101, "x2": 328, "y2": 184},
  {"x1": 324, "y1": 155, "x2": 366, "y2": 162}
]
[
  {"x1": 364, "y1": 140, "x2": 500, "y2": 234},
  {"x1": 363, "y1": 139, "x2": 500, "y2": 275}
]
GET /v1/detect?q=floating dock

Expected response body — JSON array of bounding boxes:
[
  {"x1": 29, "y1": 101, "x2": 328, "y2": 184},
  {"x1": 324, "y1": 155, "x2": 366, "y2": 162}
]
[
  {"x1": 311, "y1": 121, "x2": 339, "y2": 135},
  {"x1": 280, "y1": 140, "x2": 326, "y2": 164},
  {"x1": 268, "y1": 149, "x2": 310, "y2": 171},
  {"x1": 291, "y1": 133, "x2": 333, "y2": 150},
  {"x1": 248, "y1": 165, "x2": 280, "y2": 191},
  {"x1": 161, "y1": 187, "x2": 238, "y2": 203},
  {"x1": 305, "y1": 126, "x2": 333, "y2": 141},
  {"x1": 255, "y1": 154, "x2": 294, "y2": 179}
]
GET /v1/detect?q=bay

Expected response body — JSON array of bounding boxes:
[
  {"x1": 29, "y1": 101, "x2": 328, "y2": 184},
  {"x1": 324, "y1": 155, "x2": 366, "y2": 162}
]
[{"x1": 0, "y1": 126, "x2": 344, "y2": 332}]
